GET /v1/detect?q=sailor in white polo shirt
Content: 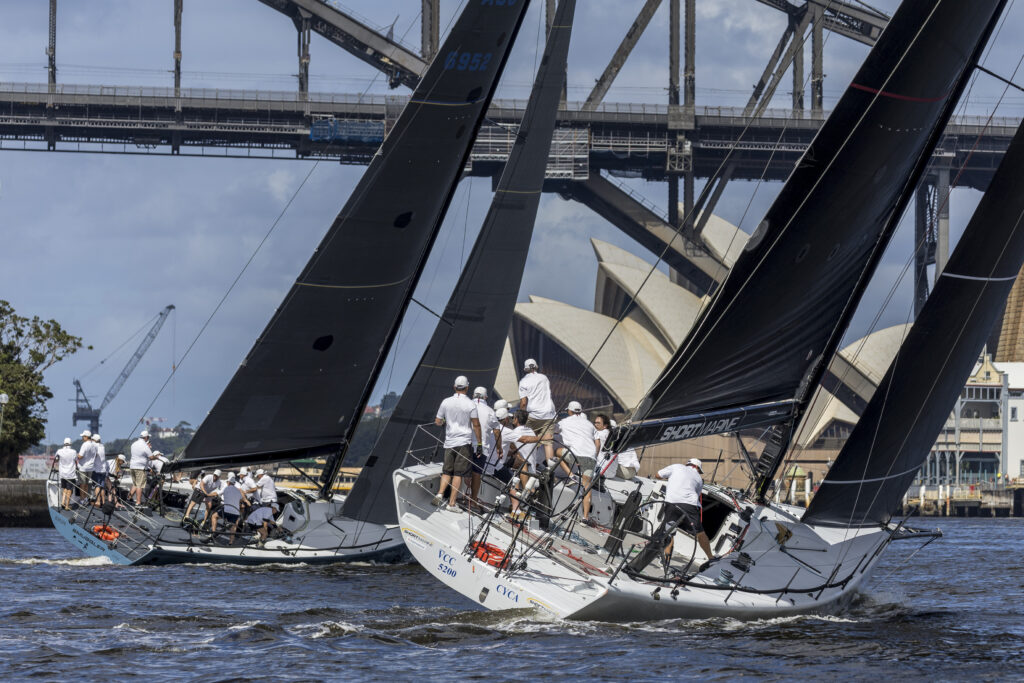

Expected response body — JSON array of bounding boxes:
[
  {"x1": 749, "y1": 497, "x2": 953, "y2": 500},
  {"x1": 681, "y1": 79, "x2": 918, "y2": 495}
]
[
  {"x1": 517, "y1": 359, "x2": 556, "y2": 467},
  {"x1": 55, "y1": 437, "x2": 78, "y2": 510},
  {"x1": 470, "y1": 387, "x2": 503, "y2": 509},
  {"x1": 555, "y1": 401, "x2": 601, "y2": 524},
  {"x1": 433, "y1": 375, "x2": 482, "y2": 512},
  {"x1": 76, "y1": 430, "x2": 97, "y2": 500},
  {"x1": 655, "y1": 458, "x2": 713, "y2": 560}
]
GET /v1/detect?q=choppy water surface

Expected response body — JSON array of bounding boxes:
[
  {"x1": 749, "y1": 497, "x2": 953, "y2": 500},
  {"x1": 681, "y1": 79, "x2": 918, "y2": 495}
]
[{"x1": 2, "y1": 519, "x2": 1023, "y2": 679}]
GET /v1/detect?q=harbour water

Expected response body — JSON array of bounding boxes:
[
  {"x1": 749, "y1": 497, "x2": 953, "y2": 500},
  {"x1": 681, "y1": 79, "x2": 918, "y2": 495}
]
[{"x1": 3, "y1": 519, "x2": 1023, "y2": 679}]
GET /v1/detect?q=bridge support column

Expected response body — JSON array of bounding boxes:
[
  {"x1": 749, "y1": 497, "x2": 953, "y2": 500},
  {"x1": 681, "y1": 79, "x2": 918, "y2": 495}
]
[
  {"x1": 421, "y1": 0, "x2": 439, "y2": 59},
  {"x1": 173, "y1": 0, "x2": 183, "y2": 98},
  {"x1": 792, "y1": 11, "x2": 804, "y2": 112},
  {"x1": 47, "y1": 0, "x2": 57, "y2": 94},
  {"x1": 810, "y1": 3, "x2": 824, "y2": 114},
  {"x1": 297, "y1": 9, "x2": 311, "y2": 99}
]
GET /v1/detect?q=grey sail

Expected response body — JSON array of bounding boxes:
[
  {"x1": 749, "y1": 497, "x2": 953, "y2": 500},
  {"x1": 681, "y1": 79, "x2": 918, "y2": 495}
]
[
  {"x1": 343, "y1": 0, "x2": 577, "y2": 525},
  {"x1": 616, "y1": 0, "x2": 1006, "y2": 465},
  {"x1": 174, "y1": 1, "x2": 532, "y2": 472},
  {"x1": 803, "y1": 117, "x2": 1024, "y2": 527}
]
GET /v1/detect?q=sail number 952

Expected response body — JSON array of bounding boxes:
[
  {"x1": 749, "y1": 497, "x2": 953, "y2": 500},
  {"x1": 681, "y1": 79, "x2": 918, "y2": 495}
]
[{"x1": 444, "y1": 51, "x2": 493, "y2": 72}]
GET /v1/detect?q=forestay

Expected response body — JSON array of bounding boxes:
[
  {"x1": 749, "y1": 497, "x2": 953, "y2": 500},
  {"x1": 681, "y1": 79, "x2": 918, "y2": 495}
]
[
  {"x1": 343, "y1": 0, "x2": 577, "y2": 525},
  {"x1": 174, "y1": 0, "x2": 532, "y2": 471},
  {"x1": 621, "y1": 0, "x2": 1007, "y2": 453},
  {"x1": 804, "y1": 117, "x2": 1024, "y2": 527}
]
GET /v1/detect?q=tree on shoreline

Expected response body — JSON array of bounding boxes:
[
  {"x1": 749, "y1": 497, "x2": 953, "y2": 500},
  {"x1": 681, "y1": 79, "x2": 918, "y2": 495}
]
[{"x1": 0, "y1": 301, "x2": 83, "y2": 477}]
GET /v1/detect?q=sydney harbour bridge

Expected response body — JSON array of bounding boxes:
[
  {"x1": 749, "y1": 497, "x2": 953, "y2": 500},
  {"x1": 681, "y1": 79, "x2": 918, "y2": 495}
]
[{"x1": 0, "y1": 0, "x2": 1018, "y2": 309}]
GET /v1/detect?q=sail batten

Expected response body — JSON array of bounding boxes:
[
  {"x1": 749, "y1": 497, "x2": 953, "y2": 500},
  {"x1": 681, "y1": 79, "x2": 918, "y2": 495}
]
[
  {"x1": 622, "y1": 0, "x2": 1007, "y2": 457},
  {"x1": 804, "y1": 116, "x2": 1024, "y2": 527},
  {"x1": 173, "y1": 1, "x2": 532, "y2": 472},
  {"x1": 342, "y1": 0, "x2": 577, "y2": 525}
]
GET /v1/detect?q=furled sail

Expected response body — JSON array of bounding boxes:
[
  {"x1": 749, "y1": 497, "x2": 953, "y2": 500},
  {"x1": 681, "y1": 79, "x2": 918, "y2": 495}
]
[
  {"x1": 342, "y1": 0, "x2": 577, "y2": 525},
  {"x1": 173, "y1": 0, "x2": 532, "y2": 471},
  {"x1": 803, "y1": 118, "x2": 1024, "y2": 527},
  {"x1": 618, "y1": 0, "x2": 1007, "y2": 453}
]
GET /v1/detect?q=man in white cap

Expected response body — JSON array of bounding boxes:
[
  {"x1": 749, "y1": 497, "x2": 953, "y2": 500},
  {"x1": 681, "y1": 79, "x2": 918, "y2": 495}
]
[
  {"x1": 255, "y1": 468, "x2": 278, "y2": 511},
  {"x1": 468, "y1": 387, "x2": 502, "y2": 508},
  {"x1": 433, "y1": 375, "x2": 482, "y2": 512},
  {"x1": 218, "y1": 473, "x2": 243, "y2": 542},
  {"x1": 518, "y1": 359, "x2": 556, "y2": 466},
  {"x1": 555, "y1": 400, "x2": 601, "y2": 524},
  {"x1": 129, "y1": 430, "x2": 157, "y2": 505},
  {"x1": 89, "y1": 433, "x2": 107, "y2": 503},
  {"x1": 55, "y1": 437, "x2": 79, "y2": 510},
  {"x1": 655, "y1": 458, "x2": 713, "y2": 560},
  {"x1": 198, "y1": 469, "x2": 222, "y2": 528},
  {"x1": 76, "y1": 430, "x2": 97, "y2": 501},
  {"x1": 237, "y1": 466, "x2": 258, "y2": 514}
]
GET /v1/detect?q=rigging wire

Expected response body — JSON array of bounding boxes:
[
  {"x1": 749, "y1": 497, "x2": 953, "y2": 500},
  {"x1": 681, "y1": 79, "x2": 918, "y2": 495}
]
[{"x1": 78, "y1": 311, "x2": 160, "y2": 380}]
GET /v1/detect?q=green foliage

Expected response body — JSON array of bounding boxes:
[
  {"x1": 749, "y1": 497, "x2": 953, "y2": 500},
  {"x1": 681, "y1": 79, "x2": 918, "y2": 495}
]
[{"x1": 0, "y1": 301, "x2": 83, "y2": 476}]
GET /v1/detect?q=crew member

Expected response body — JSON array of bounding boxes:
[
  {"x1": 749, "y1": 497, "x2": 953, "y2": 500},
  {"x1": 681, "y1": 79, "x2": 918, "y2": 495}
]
[
  {"x1": 55, "y1": 437, "x2": 78, "y2": 510},
  {"x1": 555, "y1": 401, "x2": 601, "y2": 524},
  {"x1": 105, "y1": 454, "x2": 127, "y2": 505},
  {"x1": 654, "y1": 458, "x2": 713, "y2": 561},
  {"x1": 90, "y1": 433, "x2": 107, "y2": 504},
  {"x1": 76, "y1": 430, "x2": 97, "y2": 501},
  {"x1": 129, "y1": 431, "x2": 157, "y2": 505},
  {"x1": 470, "y1": 386, "x2": 502, "y2": 509},
  {"x1": 517, "y1": 359, "x2": 556, "y2": 467},
  {"x1": 237, "y1": 467, "x2": 258, "y2": 514},
  {"x1": 194, "y1": 469, "x2": 221, "y2": 528},
  {"x1": 501, "y1": 410, "x2": 543, "y2": 518},
  {"x1": 433, "y1": 375, "x2": 482, "y2": 512},
  {"x1": 219, "y1": 474, "x2": 243, "y2": 543},
  {"x1": 255, "y1": 469, "x2": 278, "y2": 512}
]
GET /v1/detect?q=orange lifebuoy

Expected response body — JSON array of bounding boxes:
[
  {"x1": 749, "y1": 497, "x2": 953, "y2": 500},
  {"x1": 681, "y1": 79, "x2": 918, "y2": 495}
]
[
  {"x1": 470, "y1": 541, "x2": 507, "y2": 567},
  {"x1": 92, "y1": 524, "x2": 120, "y2": 542}
]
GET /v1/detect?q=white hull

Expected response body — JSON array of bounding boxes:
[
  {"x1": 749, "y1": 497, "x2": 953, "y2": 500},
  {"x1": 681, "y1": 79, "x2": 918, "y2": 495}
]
[
  {"x1": 47, "y1": 479, "x2": 407, "y2": 565},
  {"x1": 394, "y1": 463, "x2": 907, "y2": 621}
]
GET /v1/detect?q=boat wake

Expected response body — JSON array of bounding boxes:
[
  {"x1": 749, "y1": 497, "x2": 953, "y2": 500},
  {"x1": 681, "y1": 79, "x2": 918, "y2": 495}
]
[{"x1": 0, "y1": 555, "x2": 113, "y2": 567}]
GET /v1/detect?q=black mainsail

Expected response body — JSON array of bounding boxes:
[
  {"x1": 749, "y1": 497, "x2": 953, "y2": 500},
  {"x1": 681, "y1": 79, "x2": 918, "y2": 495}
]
[
  {"x1": 342, "y1": 0, "x2": 577, "y2": 525},
  {"x1": 174, "y1": 1, "x2": 531, "y2": 473},
  {"x1": 803, "y1": 118, "x2": 1024, "y2": 527},
  {"x1": 615, "y1": 0, "x2": 1006, "y2": 475}
]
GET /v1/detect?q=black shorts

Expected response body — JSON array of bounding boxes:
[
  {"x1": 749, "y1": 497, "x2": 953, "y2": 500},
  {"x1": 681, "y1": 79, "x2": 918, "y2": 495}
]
[
  {"x1": 223, "y1": 512, "x2": 240, "y2": 524},
  {"x1": 664, "y1": 502, "x2": 703, "y2": 534},
  {"x1": 442, "y1": 445, "x2": 473, "y2": 477},
  {"x1": 60, "y1": 478, "x2": 76, "y2": 491},
  {"x1": 189, "y1": 489, "x2": 205, "y2": 504},
  {"x1": 471, "y1": 450, "x2": 486, "y2": 475}
]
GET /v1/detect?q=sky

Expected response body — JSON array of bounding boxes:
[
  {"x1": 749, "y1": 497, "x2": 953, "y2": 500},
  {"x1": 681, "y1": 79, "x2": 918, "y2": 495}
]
[{"x1": 0, "y1": 0, "x2": 1021, "y2": 446}]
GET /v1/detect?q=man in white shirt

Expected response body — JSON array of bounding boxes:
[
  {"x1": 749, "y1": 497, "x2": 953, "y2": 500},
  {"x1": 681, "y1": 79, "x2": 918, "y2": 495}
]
[
  {"x1": 518, "y1": 359, "x2": 556, "y2": 466},
  {"x1": 501, "y1": 410, "x2": 544, "y2": 518},
  {"x1": 470, "y1": 387, "x2": 503, "y2": 507},
  {"x1": 129, "y1": 431, "x2": 157, "y2": 504},
  {"x1": 555, "y1": 401, "x2": 601, "y2": 523},
  {"x1": 655, "y1": 458, "x2": 713, "y2": 559},
  {"x1": 433, "y1": 376, "x2": 482, "y2": 512},
  {"x1": 76, "y1": 430, "x2": 97, "y2": 500},
  {"x1": 89, "y1": 434, "x2": 107, "y2": 503},
  {"x1": 55, "y1": 437, "x2": 78, "y2": 510},
  {"x1": 237, "y1": 467, "x2": 258, "y2": 514},
  {"x1": 247, "y1": 504, "x2": 276, "y2": 543},
  {"x1": 255, "y1": 469, "x2": 278, "y2": 511},
  {"x1": 186, "y1": 469, "x2": 221, "y2": 528},
  {"x1": 593, "y1": 415, "x2": 640, "y2": 480},
  {"x1": 215, "y1": 474, "x2": 245, "y2": 539}
]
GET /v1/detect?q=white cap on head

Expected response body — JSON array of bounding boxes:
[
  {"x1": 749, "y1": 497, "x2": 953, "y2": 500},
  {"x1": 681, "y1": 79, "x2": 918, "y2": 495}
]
[
  {"x1": 213, "y1": 469, "x2": 222, "y2": 477},
  {"x1": 116, "y1": 454, "x2": 126, "y2": 461},
  {"x1": 473, "y1": 386, "x2": 488, "y2": 399},
  {"x1": 140, "y1": 430, "x2": 150, "y2": 439},
  {"x1": 454, "y1": 375, "x2": 469, "y2": 389},
  {"x1": 152, "y1": 450, "x2": 162, "y2": 457},
  {"x1": 239, "y1": 467, "x2": 248, "y2": 475},
  {"x1": 80, "y1": 430, "x2": 92, "y2": 438},
  {"x1": 91, "y1": 433, "x2": 101, "y2": 442},
  {"x1": 567, "y1": 400, "x2": 582, "y2": 413},
  {"x1": 494, "y1": 399, "x2": 508, "y2": 411},
  {"x1": 256, "y1": 468, "x2": 266, "y2": 476},
  {"x1": 63, "y1": 437, "x2": 72, "y2": 445},
  {"x1": 687, "y1": 458, "x2": 703, "y2": 473},
  {"x1": 523, "y1": 358, "x2": 538, "y2": 371},
  {"x1": 610, "y1": 419, "x2": 618, "y2": 428},
  {"x1": 495, "y1": 407, "x2": 510, "y2": 420},
  {"x1": 228, "y1": 473, "x2": 237, "y2": 483}
]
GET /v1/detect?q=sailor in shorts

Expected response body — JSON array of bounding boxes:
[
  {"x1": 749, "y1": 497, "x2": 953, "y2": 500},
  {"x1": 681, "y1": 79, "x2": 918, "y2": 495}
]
[
  {"x1": 433, "y1": 375, "x2": 482, "y2": 512},
  {"x1": 555, "y1": 401, "x2": 601, "y2": 524},
  {"x1": 655, "y1": 458, "x2": 714, "y2": 560}
]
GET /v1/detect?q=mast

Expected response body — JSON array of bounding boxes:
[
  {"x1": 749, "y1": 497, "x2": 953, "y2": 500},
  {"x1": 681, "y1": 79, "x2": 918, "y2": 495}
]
[
  {"x1": 173, "y1": 1, "x2": 532, "y2": 476},
  {"x1": 342, "y1": 0, "x2": 578, "y2": 519}
]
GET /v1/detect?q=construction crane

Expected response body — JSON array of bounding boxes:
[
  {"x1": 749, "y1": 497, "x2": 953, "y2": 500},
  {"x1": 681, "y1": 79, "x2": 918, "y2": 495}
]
[{"x1": 73, "y1": 305, "x2": 175, "y2": 434}]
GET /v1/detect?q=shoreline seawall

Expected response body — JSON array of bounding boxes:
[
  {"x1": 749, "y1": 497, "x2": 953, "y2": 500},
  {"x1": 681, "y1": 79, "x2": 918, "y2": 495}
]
[{"x1": 0, "y1": 479, "x2": 48, "y2": 527}]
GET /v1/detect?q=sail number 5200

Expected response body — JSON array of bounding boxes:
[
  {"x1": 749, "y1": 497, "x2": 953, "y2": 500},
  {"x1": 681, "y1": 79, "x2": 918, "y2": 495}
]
[{"x1": 444, "y1": 51, "x2": 493, "y2": 72}]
